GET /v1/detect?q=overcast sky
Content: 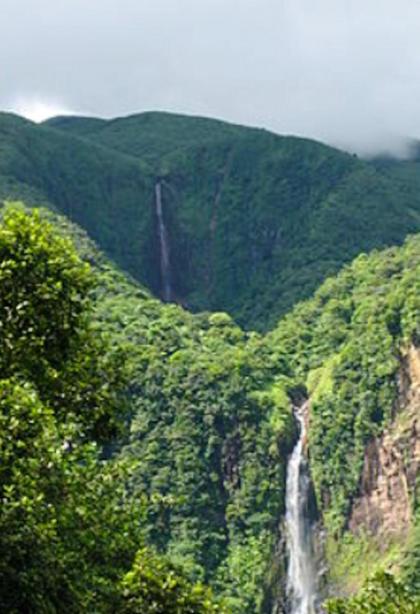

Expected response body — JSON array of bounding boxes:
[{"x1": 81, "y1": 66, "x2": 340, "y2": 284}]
[{"x1": 2, "y1": 0, "x2": 420, "y2": 155}]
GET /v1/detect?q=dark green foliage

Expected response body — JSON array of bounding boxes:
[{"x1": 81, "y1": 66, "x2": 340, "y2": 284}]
[
  {"x1": 0, "y1": 205, "x2": 124, "y2": 440},
  {"x1": 45, "y1": 112, "x2": 247, "y2": 164},
  {"x1": 21, "y1": 205, "x2": 295, "y2": 611},
  {"x1": 0, "y1": 208, "x2": 219, "y2": 613},
  {"x1": 2, "y1": 110, "x2": 420, "y2": 330},
  {"x1": 326, "y1": 571, "x2": 420, "y2": 613},
  {"x1": 0, "y1": 112, "x2": 155, "y2": 287},
  {"x1": 0, "y1": 206, "x2": 91, "y2": 375},
  {"x1": 0, "y1": 126, "x2": 419, "y2": 609},
  {"x1": 92, "y1": 269, "x2": 295, "y2": 611},
  {"x1": 42, "y1": 198, "x2": 419, "y2": 610},
  {"x1": 118, "y1": 549, "x2": 223, "y2": 613}
]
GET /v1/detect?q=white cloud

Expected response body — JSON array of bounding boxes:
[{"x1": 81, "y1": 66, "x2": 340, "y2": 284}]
[
  {"x1": 1, "y1": 0, "x2": 420, "y2": 155},
  {"x1": 9, "y1": 99, "x2": 78, "y2": 123}
]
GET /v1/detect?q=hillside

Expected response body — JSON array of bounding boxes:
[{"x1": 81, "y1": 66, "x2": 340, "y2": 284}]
[
  {"x1": 92, "y1": 223, "x2": 420, "y2": 611},
  {"x1": 46, "y1": 112, "x2": 420, "y2": 330},
  {"x1": 1, "y1": 109, "x2": 419, "y2": 612},
  {"x1": 0, "y1": 199, "x2": 418, "y2": 612},
  {"x1": 48, "y1": 201, "x2": 420, "y2": 610},
  {"x1": 0, "y1": 111, "x2": 419, "y2": 330},
  {"x1": 267, "y1": 235, "x2": 420, "y2": 598},
  {"x1": 0, "y1": 205, "x2": 228, "y2": 613}
]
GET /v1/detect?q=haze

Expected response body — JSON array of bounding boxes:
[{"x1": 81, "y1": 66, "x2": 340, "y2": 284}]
[{"x1": 2, "y1": 0, "x2": 420, "y2": 156}]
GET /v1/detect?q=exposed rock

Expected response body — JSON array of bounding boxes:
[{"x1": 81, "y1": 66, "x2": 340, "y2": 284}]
[
  {"x1": 263, "y1": 518, "x2": 289, "y2": 614},
  {"x1": 348, "y1": 345, "x2": 420, "y2": 542}
]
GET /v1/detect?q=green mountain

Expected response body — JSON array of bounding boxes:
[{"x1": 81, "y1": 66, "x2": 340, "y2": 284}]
[
  {"x1": 1, "y1": 111, "x2": 419, "y2": 330},
  {"x1": 0, "y1": 111, "x2": 419, "y2": 612}
]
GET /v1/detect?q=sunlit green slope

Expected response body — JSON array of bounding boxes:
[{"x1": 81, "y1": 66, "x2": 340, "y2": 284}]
[{"x1": 2, "y1": 200, "x2": 419, "y2": 612}]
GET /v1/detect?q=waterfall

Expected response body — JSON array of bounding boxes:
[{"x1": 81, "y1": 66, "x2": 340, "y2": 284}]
[
  {"x1": 155, "y1": 181, "x2": 172, "y2": 302},
  {"x1": 285, "y1": 403, "x2": 317, "y2": 614}
]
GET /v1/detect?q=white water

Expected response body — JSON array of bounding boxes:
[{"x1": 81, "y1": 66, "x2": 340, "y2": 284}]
[
  {"x1": 155, "y1": 182, "x2": 172, "y2": 302},
  {"x1": 285, "y1": 404, "x2": 317, "y2": 614}
]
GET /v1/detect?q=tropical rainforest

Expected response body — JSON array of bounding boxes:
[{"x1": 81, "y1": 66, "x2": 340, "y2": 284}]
[{"x1": 0, "y1": 111, "x2": 419, "y2": 613}]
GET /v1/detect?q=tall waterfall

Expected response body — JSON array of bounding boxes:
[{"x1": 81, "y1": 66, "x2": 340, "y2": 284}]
[
  {"x1": 155, "y1": 181, "x2": 172, "y2": 302},
  {"x1": 285, "y1": 404, "x2": 317, "y2": 614}
]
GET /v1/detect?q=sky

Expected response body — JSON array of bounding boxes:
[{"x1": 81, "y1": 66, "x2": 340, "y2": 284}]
[{"x1": 2, "y1": 0, "x2": 420, "y2": 156}]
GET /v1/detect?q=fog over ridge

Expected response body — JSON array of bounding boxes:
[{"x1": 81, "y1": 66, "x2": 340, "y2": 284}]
[{"x1": 2, "y1": 0, "x2": 420, "y2": 156}]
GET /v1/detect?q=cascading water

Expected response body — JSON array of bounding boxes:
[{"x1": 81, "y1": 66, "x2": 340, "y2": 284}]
[
  {"x1": 285, "y1": 403, "x2": 317, "y2": 614},
  {"x1": 155, "y1": 181, "x2": 172, "y2": 302}
]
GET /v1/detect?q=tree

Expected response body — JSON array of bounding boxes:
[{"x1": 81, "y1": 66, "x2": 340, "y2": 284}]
[
  {"x1": 0, "y1": 207, "x2": 219, "y2": 612},
  {"x1": 326, "y1": 572, "x2": 420, "y2": 614}
]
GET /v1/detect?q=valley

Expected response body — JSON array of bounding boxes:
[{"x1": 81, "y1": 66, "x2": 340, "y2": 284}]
[{"x1": 0, "y1": 112, "x2": 419, "y2": 613}]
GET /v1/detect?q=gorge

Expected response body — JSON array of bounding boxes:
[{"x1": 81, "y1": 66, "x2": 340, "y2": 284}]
[{"x1": 0, "y1": 111, "x2": 418, "y2": 613}]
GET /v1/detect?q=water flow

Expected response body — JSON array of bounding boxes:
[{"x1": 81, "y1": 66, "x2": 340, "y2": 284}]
[
  {"x1": 285, "y1": 404, "x2": 317, "y2": 614},
  {"x1": 155, "y1": 182, "x2": 172, "y2": 302}
]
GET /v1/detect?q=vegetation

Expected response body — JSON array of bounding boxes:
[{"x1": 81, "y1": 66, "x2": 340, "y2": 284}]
[
  {"x1": 2, "y1": 201, "x2": 419, "y2": 611},
  {"x1": 0, "y1": 207, "x2": 220, "y2": 613},
  {"x1": 326, "y1": 572, "x2": 420, "y2": 613},
  {"x1": 83, "y1": 200, "x2": 420, "y2": 609},
  {"x1": 1, "y1": 111, "x2": 420, "y2": 330},
  {"x1": 90, "y1": 235, "x2": 296, "y2": 611},
  {"x1": 265, "y1": 235, "x2": 420, "y2": 599},
  {"x1": 267, "y1": 235, "x2": 419, "y2": 531},
  {"x1": 1, "y1": 109, "x2": 420, "y2": 611}
]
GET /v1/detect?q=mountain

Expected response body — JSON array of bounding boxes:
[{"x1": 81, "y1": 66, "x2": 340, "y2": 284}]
[
  {"x1": 97, "y1": 228, "x2": 418, "y2": 612},
  {"x1": 0, "y1": 111, "x2": 419, "y2": 330},
  {"x1": 0, "y1": 110, "x2": 419, "y2": 612},
  {"x1": 18, "y1": 203, "x2": 417, "y2": 613},
  {"x1": 267, "y1": 235, "x2": 420, "y2": 599},
  {"x1": 73, "y1": 209, "x2": 420, "y2": 611}
]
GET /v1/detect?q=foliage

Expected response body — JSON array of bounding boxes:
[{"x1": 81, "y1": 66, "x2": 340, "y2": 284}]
[
  {"x1": 267, "y1": 235, "x2": 420, "y2": 535},
  {"x1": 1, "y1": 187, "x2": 419, "y2": 611},
  {"x1": 0, "y1": 205, "x2": 124, "y2": 440},
  {"x1": 2, "y1": 111, "x2": 420, "y2": 331},
  {"x1": 326, "y1": 571, "x2": 420, "y2": 613},
  {"x1": 0, "y1": 208, "x2": 219, "y2": 613},
  {"x1": 44, "y1": 197, "x2": 420, "y2": 611},
  {"x1": 98, "y1": 286, "x2": 295, "y2": 611},
  {"x1": 22, "y1": 205, "x2": 296, "y2": 611},
  {"x1": 0, "y1": 206, "x2": 91, "y2": 375},
  {"x1": 118, "y1": 549, "x2": 224, "y2": 613},
  {"x1": 324, "y1": 530, "x2": 404, "y2": 596}
]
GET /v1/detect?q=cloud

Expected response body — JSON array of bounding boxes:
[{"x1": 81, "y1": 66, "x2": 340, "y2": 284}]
[
  {"x1": 10, "y1": 98, "x2": 78, "y2": 123},
  {"x1": 2, "y1": 0, "x2": 420, "y2": 155}
]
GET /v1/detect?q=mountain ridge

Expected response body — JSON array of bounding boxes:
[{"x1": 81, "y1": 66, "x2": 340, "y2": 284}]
[{"x1": 2, "y1": 110, "x2": 420, "y2": 331}]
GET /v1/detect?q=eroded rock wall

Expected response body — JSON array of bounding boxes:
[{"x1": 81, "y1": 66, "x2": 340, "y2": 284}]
[{"x1": 348, "y1": 345, "x2": 420, "y2": 541}]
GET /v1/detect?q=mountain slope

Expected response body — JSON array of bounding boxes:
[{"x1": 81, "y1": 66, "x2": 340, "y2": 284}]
[
  {"x1": 32, "y1": 202, "x2": 297, "y2": 612},
  {"x1": 3, "y1": 200, "x2": 419, "y2": 612},
  {"x1": 0, "y1": 110, "x2": 418, "y2": 330},
  {"x1": 60, "y1": 196, "x2": 420, "y2": 609},
  {"x1": 267, "y1": 234, "x2": 420, "y2": 598},
  {"x1": 45, "y1": 111, "x2": 248, "y2": 164},
  {"x1": 105, "y1": 228, "x2": 419, "y2": 611},
  {"x1": 0, "y1": 112, "x2": 161, "y2": 285}
]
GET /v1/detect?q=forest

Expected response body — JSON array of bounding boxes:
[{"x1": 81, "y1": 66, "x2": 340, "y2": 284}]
[{"x1": 0, "y1": 111, "x2": 419, "y2": 613}]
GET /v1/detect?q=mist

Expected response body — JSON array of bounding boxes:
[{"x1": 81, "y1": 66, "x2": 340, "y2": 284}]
[{"x1": 2, "y1": 0, "x2": 420, "y2": 156}]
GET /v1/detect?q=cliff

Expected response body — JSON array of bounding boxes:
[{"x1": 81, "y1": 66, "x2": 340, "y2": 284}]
[{"x1": 349, "y1": 345, "x2": 420, "y2": 542}]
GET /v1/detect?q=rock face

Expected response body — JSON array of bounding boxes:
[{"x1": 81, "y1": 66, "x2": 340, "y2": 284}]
[{"x1": 348, "y1": 345, "x2": 420, "y2": 541}]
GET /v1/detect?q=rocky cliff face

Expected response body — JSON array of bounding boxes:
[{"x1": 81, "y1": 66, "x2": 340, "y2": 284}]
[{"x1": 348, "y1": 345, "x2": 420, "y2": 543}]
